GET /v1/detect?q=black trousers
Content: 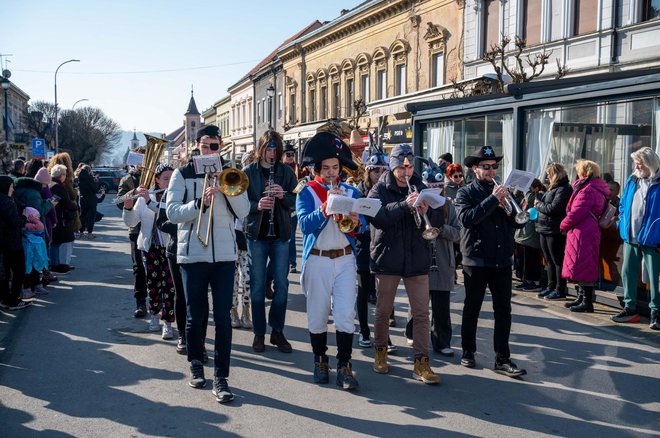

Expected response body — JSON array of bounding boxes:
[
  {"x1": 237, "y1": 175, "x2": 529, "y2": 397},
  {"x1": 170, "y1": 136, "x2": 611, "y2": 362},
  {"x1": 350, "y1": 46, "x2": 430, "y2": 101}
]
[
  {"x1": 80, "y1": 203, "x2": 97, "y2": 233},
  {"x1": 461, "y1": 265, "x2": 512, "y2": 360},
  {"x1": 356, "y1": 271, "x2": 373, "y2": 338},
  {"x1": 0, "y1": 248, "x2": 25, "y2": 306},
  {"x1": 520, "y1": 245, "x2": 542, "y2": 282},
  {"x1": 430, "y1": 290, "x2": 452, "y2": 351},
  {"x1": 129, "y1": 234, "x2": 147, "y2": 302},
  {"x1": 167, "y1": 257, "x2": 190, "y2": 338},
  {"x1": 540, "y1": 233, "x2": 567, "y2": 294}
]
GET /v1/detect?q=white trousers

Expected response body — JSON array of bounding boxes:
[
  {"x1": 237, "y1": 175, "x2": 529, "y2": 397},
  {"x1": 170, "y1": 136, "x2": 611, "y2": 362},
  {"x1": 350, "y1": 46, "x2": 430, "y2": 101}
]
[{"x1": 302, "y1": 254, "x2": 357, "y2": 334}]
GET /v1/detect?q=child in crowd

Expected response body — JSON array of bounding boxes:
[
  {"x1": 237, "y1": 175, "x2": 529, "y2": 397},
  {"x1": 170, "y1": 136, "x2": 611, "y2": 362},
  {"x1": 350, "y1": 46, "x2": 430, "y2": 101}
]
[{"x1": 22, "y1": 207, "x2": 50, "y2": 298}]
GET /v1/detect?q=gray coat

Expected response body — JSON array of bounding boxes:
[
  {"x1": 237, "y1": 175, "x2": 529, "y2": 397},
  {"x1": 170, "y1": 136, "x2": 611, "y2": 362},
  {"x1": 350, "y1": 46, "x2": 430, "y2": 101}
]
[{"x1": 429, "y1": 202, "x2": 461, "y2": 292}]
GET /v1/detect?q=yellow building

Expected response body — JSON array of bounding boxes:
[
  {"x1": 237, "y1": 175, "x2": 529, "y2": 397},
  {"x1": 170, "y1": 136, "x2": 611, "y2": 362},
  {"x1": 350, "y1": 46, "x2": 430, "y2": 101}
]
[{"x1": 279, "y1": 0, "x2": 464, "y2": 151}]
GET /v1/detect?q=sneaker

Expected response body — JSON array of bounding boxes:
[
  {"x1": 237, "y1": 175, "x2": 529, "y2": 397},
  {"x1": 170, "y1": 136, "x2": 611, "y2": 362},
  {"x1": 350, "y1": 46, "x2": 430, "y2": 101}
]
[
  {"x1": 405, "y1": 337, "x2": 414, "y2": 346},
  {"x1": 522, "y1": 282, "x2": 541, "y2": 292},
  {"x1": 34, "y1": 285, "x2": 49, "y2": 295},
  {"x1": 230, "y1": 308, "x2": 241, "y2": 328},
  {"x1": 389, "y1": 315, "x2": 397, "y2": 327},
  {"x1": 212, "y1": 377, "x2": 234, "y2": 403},
  {"x1": 336, "y1": 362, "x2": 359, "y2": 390},
  {"x1": 270, "y1": 331, "x2": 292, "y2": 353},
  {"x1": 611, "y1": 307, "x2": 640, "y2": 323},
  {"x1": 544, "y1": 291, "x2": 567, "y2": 301},
  {"x1": 314, "y1": 355, "x2": 330, "y2": 384},
  {"x1": 5, "y1": 300, "x2": 33, "y2": 311},
  {"x1": 148, "y1": 315, "x2": 160, "y2": 332},
  {"x1": 21, "y1": 289, "x2": 36, "y2": 300},
  {"x1": 439, "y1": 347, "x2": 454, "y2": 357},
  {"x1": 387, "y1": 339, "x2": 397, "y2": 354},
  {"x1": 162, "y1": 322, "x2": 174, "y2": 340},
  {"x1": 537, "y1": 288, "x2": 554, "y2": 298},
  {"x1": 413, "y1": 356, "x2": 441, "y2": 385},
  {"x1": 512, "y1": 281, "x2": 529, "y2": 290},
  {"x1": 289, "y1": 265, "x2": 297, "y2": 274},
  {"x1": 461, "y1": 350, "x2": 475, "y2": 368},
  {"x1": 650, "y1": 310, "x2": 659, "y2": 330},
  {"x1": 494, "y1": 360, "x2": 527, "y2": 378},
  {"x1": 176, "y1": 336, "x2": 187, "y2": 355},
  {"x1": 358, "y1": 333, "x2": 373, "y2": 348},
  {"x1": 188, "y1": 360, "x2": 206, "y2": 388}
]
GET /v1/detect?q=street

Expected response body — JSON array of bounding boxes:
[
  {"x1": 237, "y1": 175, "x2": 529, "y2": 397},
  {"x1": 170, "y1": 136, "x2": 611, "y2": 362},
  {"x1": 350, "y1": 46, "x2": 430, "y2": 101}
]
[{"x1": 1, "y1": 199, "x2": 659, "y2": 438}]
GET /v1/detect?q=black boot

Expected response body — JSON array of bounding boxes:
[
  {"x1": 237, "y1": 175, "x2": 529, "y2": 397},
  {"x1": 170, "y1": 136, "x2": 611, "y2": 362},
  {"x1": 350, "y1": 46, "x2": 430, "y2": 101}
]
[
  {"x1": 570, "y1": 286, "x2": 594, "y2": 313},
  {"x1": 310, "y1": 332, "x2": 328, "y2": 357},
  {"x1": 564, "y1": 286, "x2": 584, "y2": 309}
]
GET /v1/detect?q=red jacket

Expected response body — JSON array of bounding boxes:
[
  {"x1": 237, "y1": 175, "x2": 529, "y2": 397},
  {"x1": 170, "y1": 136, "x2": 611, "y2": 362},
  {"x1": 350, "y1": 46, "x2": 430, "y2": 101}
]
[{"x1": 560, "y1": 177, "x2": 610, "y2": 283}]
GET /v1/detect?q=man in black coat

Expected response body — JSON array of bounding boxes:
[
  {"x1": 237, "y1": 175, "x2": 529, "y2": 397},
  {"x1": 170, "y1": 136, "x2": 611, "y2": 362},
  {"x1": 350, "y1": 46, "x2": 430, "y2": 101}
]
[
  {"x1": 368, "y1": 143, "x2": 442, "y2": 385},
  {"x1": 454, "y1": 146, "x2": 527, "y2": 378}
]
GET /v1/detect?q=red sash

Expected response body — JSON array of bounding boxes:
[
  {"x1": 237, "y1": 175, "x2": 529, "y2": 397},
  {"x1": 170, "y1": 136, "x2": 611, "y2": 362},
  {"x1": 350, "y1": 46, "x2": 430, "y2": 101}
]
[{"x1": 306, "y1": 176, "x2": 357, "y2": 238}]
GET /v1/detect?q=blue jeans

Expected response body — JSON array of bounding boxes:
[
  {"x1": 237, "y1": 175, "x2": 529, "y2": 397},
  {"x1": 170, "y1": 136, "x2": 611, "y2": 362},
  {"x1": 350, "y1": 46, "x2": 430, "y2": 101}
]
[
  {"x1": 180, "y1": 261, "x2": 234, "y2": 378},
  {"x1": 289, "y1": 215, "x2": 298, "y2": 268},
  {"x1": 248, "y1": 239, "x2": 290, "y2": 336}
]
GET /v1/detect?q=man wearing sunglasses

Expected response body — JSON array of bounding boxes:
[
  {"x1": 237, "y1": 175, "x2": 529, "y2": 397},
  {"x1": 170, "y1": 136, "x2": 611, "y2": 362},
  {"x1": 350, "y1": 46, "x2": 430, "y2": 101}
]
[{"x1": 454, "y1": 146, "x2": 527, "y2": 378}]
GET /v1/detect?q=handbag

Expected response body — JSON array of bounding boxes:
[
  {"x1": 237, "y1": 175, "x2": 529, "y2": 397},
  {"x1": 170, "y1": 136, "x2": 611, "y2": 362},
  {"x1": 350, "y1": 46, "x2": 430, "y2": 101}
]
[{"x1": 591, "y1": 196, "x2": 617, "y2": 229}]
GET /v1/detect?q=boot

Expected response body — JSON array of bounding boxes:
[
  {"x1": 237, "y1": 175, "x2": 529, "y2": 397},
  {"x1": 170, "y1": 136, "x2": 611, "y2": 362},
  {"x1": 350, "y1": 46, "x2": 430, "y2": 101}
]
[
  {"x1": 230, "y1": 307, "x2": 241, "y2": 328},
  {"x1": 413, "y1": 356, "x2": 441, "y2": 385},
  {"x1": 373, "y1": 346, "x2": 389, "y2": 374},
  {"x1": 240, "y1": 302, "x2": 253, "y2": 329},
  {"x1": 564, "y1": 286, "x2": 584, "y2": 309},
  {"x1": 570, "y1": 286, "x2": 594, "y2": 313}
]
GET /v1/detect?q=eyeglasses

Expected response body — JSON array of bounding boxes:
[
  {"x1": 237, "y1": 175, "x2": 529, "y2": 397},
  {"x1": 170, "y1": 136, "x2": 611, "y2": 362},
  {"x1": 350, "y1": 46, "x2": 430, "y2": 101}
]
[
  {"x1": 451, "y1": 173, "x2": 464, "y2": 178},
  {"x1": 392, "y1": 153, "x2": 415, "y2": 161},
  {"x1": 477, "y1": 164, "x2": 499, "y2": 170},
  {"x1": 284, "y1": 152, "x2": 295, "y2": 157}
]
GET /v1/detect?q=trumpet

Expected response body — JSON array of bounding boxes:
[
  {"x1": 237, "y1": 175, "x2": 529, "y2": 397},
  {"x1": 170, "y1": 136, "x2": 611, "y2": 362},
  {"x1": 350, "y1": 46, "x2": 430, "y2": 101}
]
[
  {"x1": 493, "y1": 179, "x2": 529, "y2": 224},
  {"x1": 405, "y1": 175, "x2": 440, "y2": 241},
  {"x1": 196, "y1": 168, "x2": 249, "y2": 248},
  {"x1": 330, "y1": 179, "x2": 357, "y2": 233}
]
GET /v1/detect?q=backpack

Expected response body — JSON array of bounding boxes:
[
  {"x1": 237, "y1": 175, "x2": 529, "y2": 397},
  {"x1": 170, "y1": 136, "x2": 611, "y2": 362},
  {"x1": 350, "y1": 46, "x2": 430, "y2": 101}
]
[{"x1": 591, "y1": 195, "x2": 617, "y2": 229}]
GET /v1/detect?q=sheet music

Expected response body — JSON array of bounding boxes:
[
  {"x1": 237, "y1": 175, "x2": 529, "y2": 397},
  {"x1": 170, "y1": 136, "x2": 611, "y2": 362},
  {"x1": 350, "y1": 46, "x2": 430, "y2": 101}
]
[
  {"x1": 504, "y1": 169, "x2": 537, "y2": 193},
  {"x1": 326, "y1": 194, "x2": 381, "y2": 217},
  {"x1": 413, "y1": 188, "x2": 446, "y2": 209},
  {"x1": 193, "y1": 154, "x2": 222, "y2": 175},
  {"x1": 126, "y1": 151, "x2": 144, "y2": 167}
]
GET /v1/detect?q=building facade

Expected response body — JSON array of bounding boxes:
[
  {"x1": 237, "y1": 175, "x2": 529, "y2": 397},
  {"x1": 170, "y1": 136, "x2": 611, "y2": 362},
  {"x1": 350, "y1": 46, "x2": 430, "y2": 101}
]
[
  {"x1": 228, "y1": 76, "x2": 254, "y2": 161},
  {"x1": 1, "y1": 77, "x2": 30, "y2": 160}
]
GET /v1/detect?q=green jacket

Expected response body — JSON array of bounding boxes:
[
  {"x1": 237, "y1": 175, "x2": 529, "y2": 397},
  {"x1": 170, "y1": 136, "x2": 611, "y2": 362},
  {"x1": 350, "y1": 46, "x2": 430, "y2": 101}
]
[{"x1": 13, "y1": 177, "x2": 54, "y2": 219}]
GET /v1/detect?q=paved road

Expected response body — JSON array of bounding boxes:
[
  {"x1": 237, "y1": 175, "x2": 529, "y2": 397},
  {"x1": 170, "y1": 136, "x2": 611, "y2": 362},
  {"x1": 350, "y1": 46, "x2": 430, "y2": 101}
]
[{"x1": 1, "y1": 199, "x2": 659, "y2": 437}]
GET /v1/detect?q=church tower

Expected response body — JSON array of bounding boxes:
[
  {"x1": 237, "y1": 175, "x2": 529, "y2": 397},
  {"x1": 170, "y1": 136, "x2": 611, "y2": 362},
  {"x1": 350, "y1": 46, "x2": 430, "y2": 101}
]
[
  {"x1": 184, "y1": 86, "x2": 201, "y2": 148},
  {"x1": 131, "y1": 129, "x2": 139, "y2": 149}
]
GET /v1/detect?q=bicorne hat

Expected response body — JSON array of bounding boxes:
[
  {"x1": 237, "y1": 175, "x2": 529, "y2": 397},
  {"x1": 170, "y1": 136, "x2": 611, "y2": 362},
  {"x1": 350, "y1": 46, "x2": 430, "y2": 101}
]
[
  {"x1": 284, "y1": 142, "x2": 295, "y2": 152},
  {"x1": 301, "y1": 132, "x2": 358, "y2": 170},
  {"x1": 196, "y1": 125, "x2": 221, "y2": 141},
  {"x1": 463, "y1": 145, "x2": 503, "y2": 168}
]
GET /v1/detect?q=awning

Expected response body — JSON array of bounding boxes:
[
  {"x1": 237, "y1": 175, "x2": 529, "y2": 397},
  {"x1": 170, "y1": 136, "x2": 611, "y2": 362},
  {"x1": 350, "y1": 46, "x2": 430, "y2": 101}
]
[{"x1": 282, "y1": 121, "x2": 328, "y2": 141}]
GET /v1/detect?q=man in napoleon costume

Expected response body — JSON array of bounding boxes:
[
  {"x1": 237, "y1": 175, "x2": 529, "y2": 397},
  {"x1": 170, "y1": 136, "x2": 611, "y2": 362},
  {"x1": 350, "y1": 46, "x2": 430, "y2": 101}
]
[{"x1": 296, "y1": 131, "x2": 367, "y2": 390}]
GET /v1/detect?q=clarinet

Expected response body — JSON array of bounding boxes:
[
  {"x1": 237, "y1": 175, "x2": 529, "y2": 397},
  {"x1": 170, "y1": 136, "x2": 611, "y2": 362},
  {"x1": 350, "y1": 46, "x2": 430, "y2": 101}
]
[{"x1": 266, "y1": 157, "x2": 276, "y2": 237}]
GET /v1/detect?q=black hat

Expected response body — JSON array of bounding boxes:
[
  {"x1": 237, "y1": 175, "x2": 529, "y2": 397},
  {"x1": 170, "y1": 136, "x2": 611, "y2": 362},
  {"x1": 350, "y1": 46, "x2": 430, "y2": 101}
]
[
  {"x1": 196, "y1": 125, "x2": 221, "y2": 141},
  {"x1": 439, "y1": 152, "x2": 453, "y2": 163},
  {"x1": 464, "y1": 146, "x2": 502, "y2": 167},
  {"x1": 301, "y1": 132, "x2": 357, "y2": 170},
  {"x1": 284, "y1": 142, "x2": 295, "y2": 152}
]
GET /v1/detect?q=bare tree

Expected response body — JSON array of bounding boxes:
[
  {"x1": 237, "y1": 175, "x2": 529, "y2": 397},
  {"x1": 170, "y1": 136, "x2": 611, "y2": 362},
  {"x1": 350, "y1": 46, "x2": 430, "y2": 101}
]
[
  {"x1": 26, "y1": 101, "x2": 57, "y2": 148},
  {"x1": 57, "y1": 107, "x2": 121, "y2": 164}
]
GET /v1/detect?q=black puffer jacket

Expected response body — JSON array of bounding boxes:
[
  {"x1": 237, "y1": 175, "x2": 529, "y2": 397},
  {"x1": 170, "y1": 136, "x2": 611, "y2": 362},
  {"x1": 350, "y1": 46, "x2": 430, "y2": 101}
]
[
  {"x1": 0, "y1": 192, "x2": 24, "y2": 251},
  {"x1": 534, "y1": 177, "x2": 572, "y2": 235},
  {"x1": 354, "y1": 181, "x2": 372, "y2": 273},
  {"x1": 368, "y1": 171, "x2": 443, "y2": 276},
  {"x1": 78, "y1": 169, "x2": 98, "y2": 208},
  {"x1": 455, "y1": 178, "x2": 525, "y2": 268}
]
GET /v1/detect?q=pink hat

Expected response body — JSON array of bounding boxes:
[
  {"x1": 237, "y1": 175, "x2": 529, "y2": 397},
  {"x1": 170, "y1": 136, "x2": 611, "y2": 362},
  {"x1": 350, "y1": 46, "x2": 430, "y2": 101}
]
[{"x1": 34, "y1": 167, "x2": 51, "y2": 185}]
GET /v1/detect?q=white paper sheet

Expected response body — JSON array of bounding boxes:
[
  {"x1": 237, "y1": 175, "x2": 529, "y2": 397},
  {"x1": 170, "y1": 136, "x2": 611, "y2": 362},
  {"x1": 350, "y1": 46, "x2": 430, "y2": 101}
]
[
  {"x1": 326, "y1": 194, "x2": 382, "y2": 217},
  {"x1": 504, "y1": 169, "x2": 537, "y2": 193},
  {"x1": 412, "y1": 188, "x2": 446, "y2": 209},
  {"x1": 193, "y1": 154, "x2": 222, "y2": 175},
  {"x1": 126, "y1": 151, "x2": 144, "y2": 167}
]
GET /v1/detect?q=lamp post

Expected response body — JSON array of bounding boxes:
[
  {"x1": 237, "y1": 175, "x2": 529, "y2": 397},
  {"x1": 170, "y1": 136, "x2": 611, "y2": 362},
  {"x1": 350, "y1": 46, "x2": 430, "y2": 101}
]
[
  {"x1": 1, "y1": 75, "x2": 10, "y2": 142},
  {"x1": 54, "y1": 59, "x2": 80, "y2": 153},
  {"x1": 266, "y1": 84, "x2": 275, "y2": 129},
  {"x1": 72, "y1": 98, "x2": 88, "y2": 110}
]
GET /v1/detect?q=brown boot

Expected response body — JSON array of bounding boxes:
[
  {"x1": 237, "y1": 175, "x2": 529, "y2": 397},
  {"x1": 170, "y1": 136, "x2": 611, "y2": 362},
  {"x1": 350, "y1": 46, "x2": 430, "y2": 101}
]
[
  {"x1": 373, "y1": 346, "x2": 389, "y2": 374},
  {"x1": 230, "y1": 308, "x2": 241, "y2": 328},
  {"x1": 413, "y1": 356, "x2": 441, "y2": 385}
]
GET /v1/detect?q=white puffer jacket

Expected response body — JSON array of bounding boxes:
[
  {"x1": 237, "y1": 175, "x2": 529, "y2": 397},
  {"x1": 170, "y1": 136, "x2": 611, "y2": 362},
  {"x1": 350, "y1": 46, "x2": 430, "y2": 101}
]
[
  {"x1": 165, "y1": 165, "x2": 250, "y2": 264},
  {"x1": 122, "y1": 194, "x2": 165, "y2": 252}
]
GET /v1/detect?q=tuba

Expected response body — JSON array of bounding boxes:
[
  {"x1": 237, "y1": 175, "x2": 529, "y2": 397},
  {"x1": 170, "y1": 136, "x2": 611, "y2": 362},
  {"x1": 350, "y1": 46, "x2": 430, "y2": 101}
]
[{"x1": 139, "y1": 134, "x2": 169, "y2": 188}]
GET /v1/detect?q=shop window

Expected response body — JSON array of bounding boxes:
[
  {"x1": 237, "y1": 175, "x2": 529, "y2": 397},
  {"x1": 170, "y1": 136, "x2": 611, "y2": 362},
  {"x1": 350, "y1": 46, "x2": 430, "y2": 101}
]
[
  {"x1": 523, "y1": 0, "x2": 542, "y2": 45},
  {"x1": 573, "y1": 0, "x2": 598, "y2": 36}
]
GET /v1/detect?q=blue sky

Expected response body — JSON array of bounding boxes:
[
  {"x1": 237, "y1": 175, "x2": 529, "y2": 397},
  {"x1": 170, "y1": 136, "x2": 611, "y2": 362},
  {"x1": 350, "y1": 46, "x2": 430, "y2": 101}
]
[{"x1": 1, "y1": 0, "x2": 360, "y2": 134}]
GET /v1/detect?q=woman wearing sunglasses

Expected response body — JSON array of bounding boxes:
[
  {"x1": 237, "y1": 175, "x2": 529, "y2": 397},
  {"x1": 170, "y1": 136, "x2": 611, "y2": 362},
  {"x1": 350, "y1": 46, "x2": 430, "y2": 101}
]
[{"x1": 445, "y1": 163, "x2": 465, "y2": 203}]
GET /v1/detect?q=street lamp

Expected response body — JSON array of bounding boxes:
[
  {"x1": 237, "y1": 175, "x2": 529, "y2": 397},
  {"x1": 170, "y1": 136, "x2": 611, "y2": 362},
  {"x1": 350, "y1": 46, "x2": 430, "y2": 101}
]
[
  {"x1": 54, "y1": 59, "x2": 80, "y2": 153},
  {"x1": 266, "y1": 84, "x2": 275, "y2": 129},
  {"x1": 72, "y1": 98, "x2": 88, "y2": 110},
  {"x1": 1, "y1": 75, "x2": 10, "y2": 142}
]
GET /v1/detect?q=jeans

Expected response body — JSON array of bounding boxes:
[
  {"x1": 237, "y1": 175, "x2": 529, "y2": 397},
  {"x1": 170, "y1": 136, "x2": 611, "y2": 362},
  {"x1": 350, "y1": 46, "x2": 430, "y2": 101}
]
[
  {"x1": 622, "y1": 242, "x2": 660, "y2": 311},
  {"x1": 461, "y1": 265, "x2": 512, "y2": 360},
  {"x1": 49, "y1": 244, "x2": 61, "y2": 267},
  {"x1": 540, "y1": 233, "x2": 567, "y2": 294},
  {"x1": 248, "y1": 239, "x2": 290, "y2": 336},
  {"x1": 180, "y1": 261, "x2": 234, "y2": 378},
  {"x1": 289, "y1": 215, "x2": 298, "y2": 268}
]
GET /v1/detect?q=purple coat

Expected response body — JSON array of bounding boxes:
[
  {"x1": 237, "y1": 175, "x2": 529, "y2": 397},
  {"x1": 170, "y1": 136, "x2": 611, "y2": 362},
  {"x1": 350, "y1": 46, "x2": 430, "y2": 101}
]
[
  {"x1": 560, "y1": 177, "x2": 610, "y2": 283},
  {"x1": 41, "y1": 185, "x2": 58, "y2": 244}
]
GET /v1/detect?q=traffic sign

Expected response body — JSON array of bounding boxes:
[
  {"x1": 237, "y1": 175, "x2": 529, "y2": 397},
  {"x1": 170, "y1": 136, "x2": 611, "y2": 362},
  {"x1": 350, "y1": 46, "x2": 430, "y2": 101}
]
[{"x1": 32, "y1": 138, "x2": 46, "y2": 158}]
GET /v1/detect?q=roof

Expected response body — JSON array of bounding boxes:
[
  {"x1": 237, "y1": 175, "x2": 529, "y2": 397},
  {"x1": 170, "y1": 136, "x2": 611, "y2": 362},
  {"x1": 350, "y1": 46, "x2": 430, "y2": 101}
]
[
  {"x1": 184, "y1": 92, "x2": 200, "y2": 116},
  {"x1": 165, "y1": 126, "x2": 184, "y2": 142},
  {"x1": 228, "y1": 20, "x2": 324, "y2": 91}
]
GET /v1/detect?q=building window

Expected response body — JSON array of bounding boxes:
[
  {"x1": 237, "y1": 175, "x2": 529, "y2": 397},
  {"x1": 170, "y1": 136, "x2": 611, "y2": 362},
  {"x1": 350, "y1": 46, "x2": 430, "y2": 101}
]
[
  {"x1": 483, "y1": 0, "x2": 500, "y2": 53},
  {"x1": 573, "y1": 0, "x2": 598, "y2": 36},
  {"x1": 431, "y1": 53, "x2": 444, "y2": 87},
  {"x1": 332, "y1": 82, "x2": 340, "y2": 118},
  {"x1": 320, "y1": 86, "x2": 327, "y2": 120},
  {"x1": 242, "y1": 105, "x2": 246, "y2": 129},
  {"x1": 395, "y1": 64, "x2": 406, "y2": 96},
  {"x1": 278, "y1": 93, "x2": 283, "y2": 119},
  {"x1": 257, "y1": 101, "x2": 261, "y2": 124},
  {"x1": 523, "y1": 0, "x2": 542, "y2": 46},
  {"x1": 191, "y1": 121, "x2": 196, "y2": 127},
  {"x1": 377, "y1": 70, "x2": 387, "y2": 99},
  {"x1": 309, "y1": 89, "x2": 316, "y2": 121},
  {"x1": 642, "y1": 0, "x2": 660, "y2": 21},
  {"x1": 346, "y1": 78, "x2": 354, "y2": 116},
  {"x1": 360, "y1": 74, "x2": 370, "y2": 103},
  {"x1": 289, "y1": 92, "x2": 296, "y2": 124}
]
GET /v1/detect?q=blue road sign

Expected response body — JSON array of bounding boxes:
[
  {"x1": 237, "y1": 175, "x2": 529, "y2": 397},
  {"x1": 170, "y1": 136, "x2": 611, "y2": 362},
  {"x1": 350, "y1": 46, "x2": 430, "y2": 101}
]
[{"x1": 32, "y1": 138, "x2": 46, "y2": 158}]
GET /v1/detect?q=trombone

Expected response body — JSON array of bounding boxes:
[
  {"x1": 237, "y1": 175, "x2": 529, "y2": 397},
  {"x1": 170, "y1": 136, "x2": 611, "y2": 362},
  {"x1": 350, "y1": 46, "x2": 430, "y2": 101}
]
[
  {"x1": 196, "y1": 168, "x2": 250, "y2": 248},
  {"x1": 493, "y1": 179, "x2": 529, "y2": 224},
  {"x1": 405, "y1": 175, "x2": 440, "y2": 241}
]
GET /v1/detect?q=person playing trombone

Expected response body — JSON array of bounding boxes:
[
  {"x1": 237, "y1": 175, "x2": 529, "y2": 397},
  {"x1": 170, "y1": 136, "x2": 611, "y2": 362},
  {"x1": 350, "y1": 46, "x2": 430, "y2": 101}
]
[
  {"x1": 166, "y1": 125, "x2": 250, "y2": 404},
  {"x1": 454, "y1": 146, "x2": 527, "y2": 378},
  {"x1": 243, "y1": 130, "x2": 297, "y2": 354}
]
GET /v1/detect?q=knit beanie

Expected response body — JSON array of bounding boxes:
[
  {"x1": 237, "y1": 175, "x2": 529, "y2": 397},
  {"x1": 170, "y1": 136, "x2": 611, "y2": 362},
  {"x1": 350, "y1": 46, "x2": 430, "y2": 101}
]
[{"x1": 35, "y1": 167, "x2": 52, "y2": 185}]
